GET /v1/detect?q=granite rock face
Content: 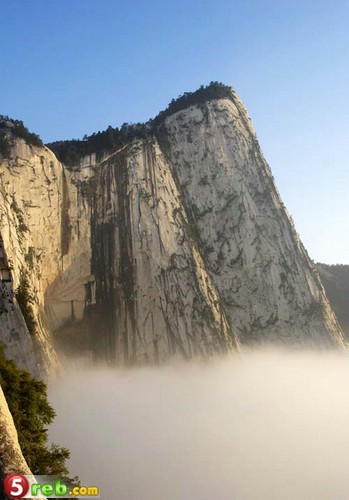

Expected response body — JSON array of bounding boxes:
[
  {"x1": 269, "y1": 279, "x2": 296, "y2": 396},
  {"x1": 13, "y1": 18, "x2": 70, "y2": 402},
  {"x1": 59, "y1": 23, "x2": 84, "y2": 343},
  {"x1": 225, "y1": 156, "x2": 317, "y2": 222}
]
[
  {"x1": 161, "y1": 95, "x2": 344, "y2": 347},
  {"x1": 0, "y1": 88, "x2": 344, "y2": 374}
]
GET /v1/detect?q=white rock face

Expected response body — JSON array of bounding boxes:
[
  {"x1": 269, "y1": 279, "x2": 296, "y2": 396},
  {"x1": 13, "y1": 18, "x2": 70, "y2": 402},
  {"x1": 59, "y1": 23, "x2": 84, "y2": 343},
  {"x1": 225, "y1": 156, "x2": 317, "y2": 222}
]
[
  {"x1": 0, "y1": 139, "x2": 94, "y2": 374},
  {"x1": 0, "y1": 281, "x2": 40, "y2": 376},
  {"x1": 0, "y1": 91, "x2": 344, "y2": 375}
]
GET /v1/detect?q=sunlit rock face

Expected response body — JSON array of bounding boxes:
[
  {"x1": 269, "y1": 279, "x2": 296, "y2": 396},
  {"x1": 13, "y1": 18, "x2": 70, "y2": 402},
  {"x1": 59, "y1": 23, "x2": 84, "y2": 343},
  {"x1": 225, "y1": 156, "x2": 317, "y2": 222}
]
[
  {"x1": 0, "y1": 280, "x2": 40, "y2": 377},
  {"x1": 161, "y1": 95, "x2": 344, "y2": 347},
  {"x1": 0, "y1": 88, "x2": 344, "y2": 374},
  {"x1": 0, "y1": 140, "x2": 62, "y2": 375}
]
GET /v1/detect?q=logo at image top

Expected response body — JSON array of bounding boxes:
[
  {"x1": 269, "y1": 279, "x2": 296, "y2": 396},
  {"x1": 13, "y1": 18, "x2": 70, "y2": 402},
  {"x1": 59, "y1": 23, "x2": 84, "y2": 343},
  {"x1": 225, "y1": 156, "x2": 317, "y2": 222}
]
[{"x1": 4, "y1": 474, "x2": 29, "y2": 499}]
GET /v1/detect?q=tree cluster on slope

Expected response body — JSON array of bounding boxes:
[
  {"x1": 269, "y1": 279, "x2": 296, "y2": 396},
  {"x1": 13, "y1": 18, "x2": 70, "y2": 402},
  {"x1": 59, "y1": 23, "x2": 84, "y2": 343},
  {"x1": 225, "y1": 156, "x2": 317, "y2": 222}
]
[{"x1": 47, "y1": 123, "x2": 150, "y2": 167}]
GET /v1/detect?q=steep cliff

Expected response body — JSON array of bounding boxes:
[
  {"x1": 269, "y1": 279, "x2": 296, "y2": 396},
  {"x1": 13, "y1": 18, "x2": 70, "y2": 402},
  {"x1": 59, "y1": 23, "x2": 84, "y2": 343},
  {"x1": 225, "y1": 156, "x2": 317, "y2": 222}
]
[
  {"x1": 0, "y1": 84, "x2": 344, "y2": 373},
  {"x1": 158, "y1": 93, "x2": 343, "y2": 347},
  {"x1": 0, "y1": 136, "x2": 68, "y2": 375}
]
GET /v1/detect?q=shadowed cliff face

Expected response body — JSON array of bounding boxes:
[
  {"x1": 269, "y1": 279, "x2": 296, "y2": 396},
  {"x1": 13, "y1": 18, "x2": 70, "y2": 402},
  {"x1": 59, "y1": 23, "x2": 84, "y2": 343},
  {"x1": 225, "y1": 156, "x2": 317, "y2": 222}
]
[
  {"x1": 316, "y1": 264, "x2": 349, "y2": 338},
  {"x1": 0, "y1": 88, "x2": 344, "y2": 373}
]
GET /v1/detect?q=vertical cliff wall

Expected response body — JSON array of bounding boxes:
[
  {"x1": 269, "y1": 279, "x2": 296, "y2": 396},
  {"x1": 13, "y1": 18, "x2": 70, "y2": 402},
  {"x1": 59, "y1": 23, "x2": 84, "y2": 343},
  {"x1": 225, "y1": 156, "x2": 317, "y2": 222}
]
[
  {"x1": 89, "y1": 139, "x2": 237, "y2": 363},
  {"x1": 0, "y1": 137, "x2": 94, "y2": 374}
]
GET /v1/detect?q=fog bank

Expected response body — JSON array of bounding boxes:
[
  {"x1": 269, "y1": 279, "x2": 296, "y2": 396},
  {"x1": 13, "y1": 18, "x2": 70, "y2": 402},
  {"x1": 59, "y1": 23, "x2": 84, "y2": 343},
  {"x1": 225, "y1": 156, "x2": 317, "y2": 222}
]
[{"x1": 49, "y1": 350, "x2": 349, "y2": 499}]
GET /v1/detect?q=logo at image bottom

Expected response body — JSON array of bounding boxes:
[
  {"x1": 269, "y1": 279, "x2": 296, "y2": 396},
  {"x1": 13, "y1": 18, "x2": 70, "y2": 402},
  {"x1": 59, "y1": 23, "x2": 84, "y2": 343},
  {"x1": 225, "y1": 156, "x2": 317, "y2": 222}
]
[{"x1": 3, "y1": 474, "x2": 100, "y2": 498}]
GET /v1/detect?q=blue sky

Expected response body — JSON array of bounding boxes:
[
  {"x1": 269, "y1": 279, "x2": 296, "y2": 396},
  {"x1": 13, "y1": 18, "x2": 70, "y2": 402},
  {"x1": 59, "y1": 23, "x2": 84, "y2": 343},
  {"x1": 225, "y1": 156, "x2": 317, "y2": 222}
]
[{"x1": 1, "y1": 0, "x2": 348, "y2": 264}]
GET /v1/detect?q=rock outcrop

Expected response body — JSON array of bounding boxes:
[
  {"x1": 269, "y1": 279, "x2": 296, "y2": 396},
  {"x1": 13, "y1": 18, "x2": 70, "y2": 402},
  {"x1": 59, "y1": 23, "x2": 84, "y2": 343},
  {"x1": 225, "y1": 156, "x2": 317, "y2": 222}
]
[{"x1": 0, "y1": 84, "x2": 344, "y2": 373}]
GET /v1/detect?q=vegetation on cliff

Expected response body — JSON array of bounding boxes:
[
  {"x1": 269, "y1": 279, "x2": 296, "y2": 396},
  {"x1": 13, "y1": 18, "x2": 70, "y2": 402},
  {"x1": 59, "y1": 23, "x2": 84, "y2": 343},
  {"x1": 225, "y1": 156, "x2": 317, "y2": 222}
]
[
  {"x1": 0, "y1": 345, "x2": 73, "y2": 478},
  {"x1": 152, "y1": 81, "x2": 234, "y2": 124},
  {"x1": 15, "y1": 274, "x2": 38, "y2": 339},
  {"x1": 0, "y1": 115, "x2": 43, "y2": 153},
  {"x1": 48, "y1": 123, "x2": 149, "y2": 167}
]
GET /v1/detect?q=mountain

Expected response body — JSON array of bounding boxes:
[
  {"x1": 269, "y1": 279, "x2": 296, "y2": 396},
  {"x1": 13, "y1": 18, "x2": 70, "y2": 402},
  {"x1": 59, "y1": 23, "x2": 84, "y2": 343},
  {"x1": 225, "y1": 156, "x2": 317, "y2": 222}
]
[
  {"x1": 0, "y1": 83, "x2": 344, "y2": 375},
  {"x1": 316, "y1": 263, "x2": 349, "y2": 337}
]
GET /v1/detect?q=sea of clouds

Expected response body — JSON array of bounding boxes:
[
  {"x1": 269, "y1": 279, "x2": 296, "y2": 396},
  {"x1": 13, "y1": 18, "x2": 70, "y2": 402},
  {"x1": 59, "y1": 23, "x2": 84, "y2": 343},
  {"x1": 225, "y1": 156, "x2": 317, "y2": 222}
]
[{"x1": 49, "y1": 349, "x2": 349, "y2": 500}]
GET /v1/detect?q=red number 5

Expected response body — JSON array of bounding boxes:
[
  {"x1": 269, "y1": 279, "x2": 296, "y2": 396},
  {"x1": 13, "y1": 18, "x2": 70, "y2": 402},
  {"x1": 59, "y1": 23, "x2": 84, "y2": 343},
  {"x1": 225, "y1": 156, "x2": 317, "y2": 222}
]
[{"x1": 4, "y1": 474, "x2": 29, "y2": 499}]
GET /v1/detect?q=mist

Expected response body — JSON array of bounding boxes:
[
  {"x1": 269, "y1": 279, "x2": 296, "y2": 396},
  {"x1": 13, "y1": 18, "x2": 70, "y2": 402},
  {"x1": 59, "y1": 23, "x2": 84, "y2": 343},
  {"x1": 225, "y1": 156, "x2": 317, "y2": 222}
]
[{"x1": 49, "y1": 349, "x2": 349, "y2": 500}]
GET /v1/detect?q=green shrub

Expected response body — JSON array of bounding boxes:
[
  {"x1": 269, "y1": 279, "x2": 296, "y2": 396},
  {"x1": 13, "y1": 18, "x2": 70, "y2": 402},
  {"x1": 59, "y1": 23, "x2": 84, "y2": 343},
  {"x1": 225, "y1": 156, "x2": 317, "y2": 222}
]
[
  {"x1": 10, "y1": 200, "x2": 29, "y2": 234},
  {"x1": 15, "y1": 274, "x2": 37, "y2": 338},
  {"x1": 0, "y1": 131, "x2": 11, "y2": 157},
  {"x1": 0, "y1": 115, "x2": 43, "y2": 148}
]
